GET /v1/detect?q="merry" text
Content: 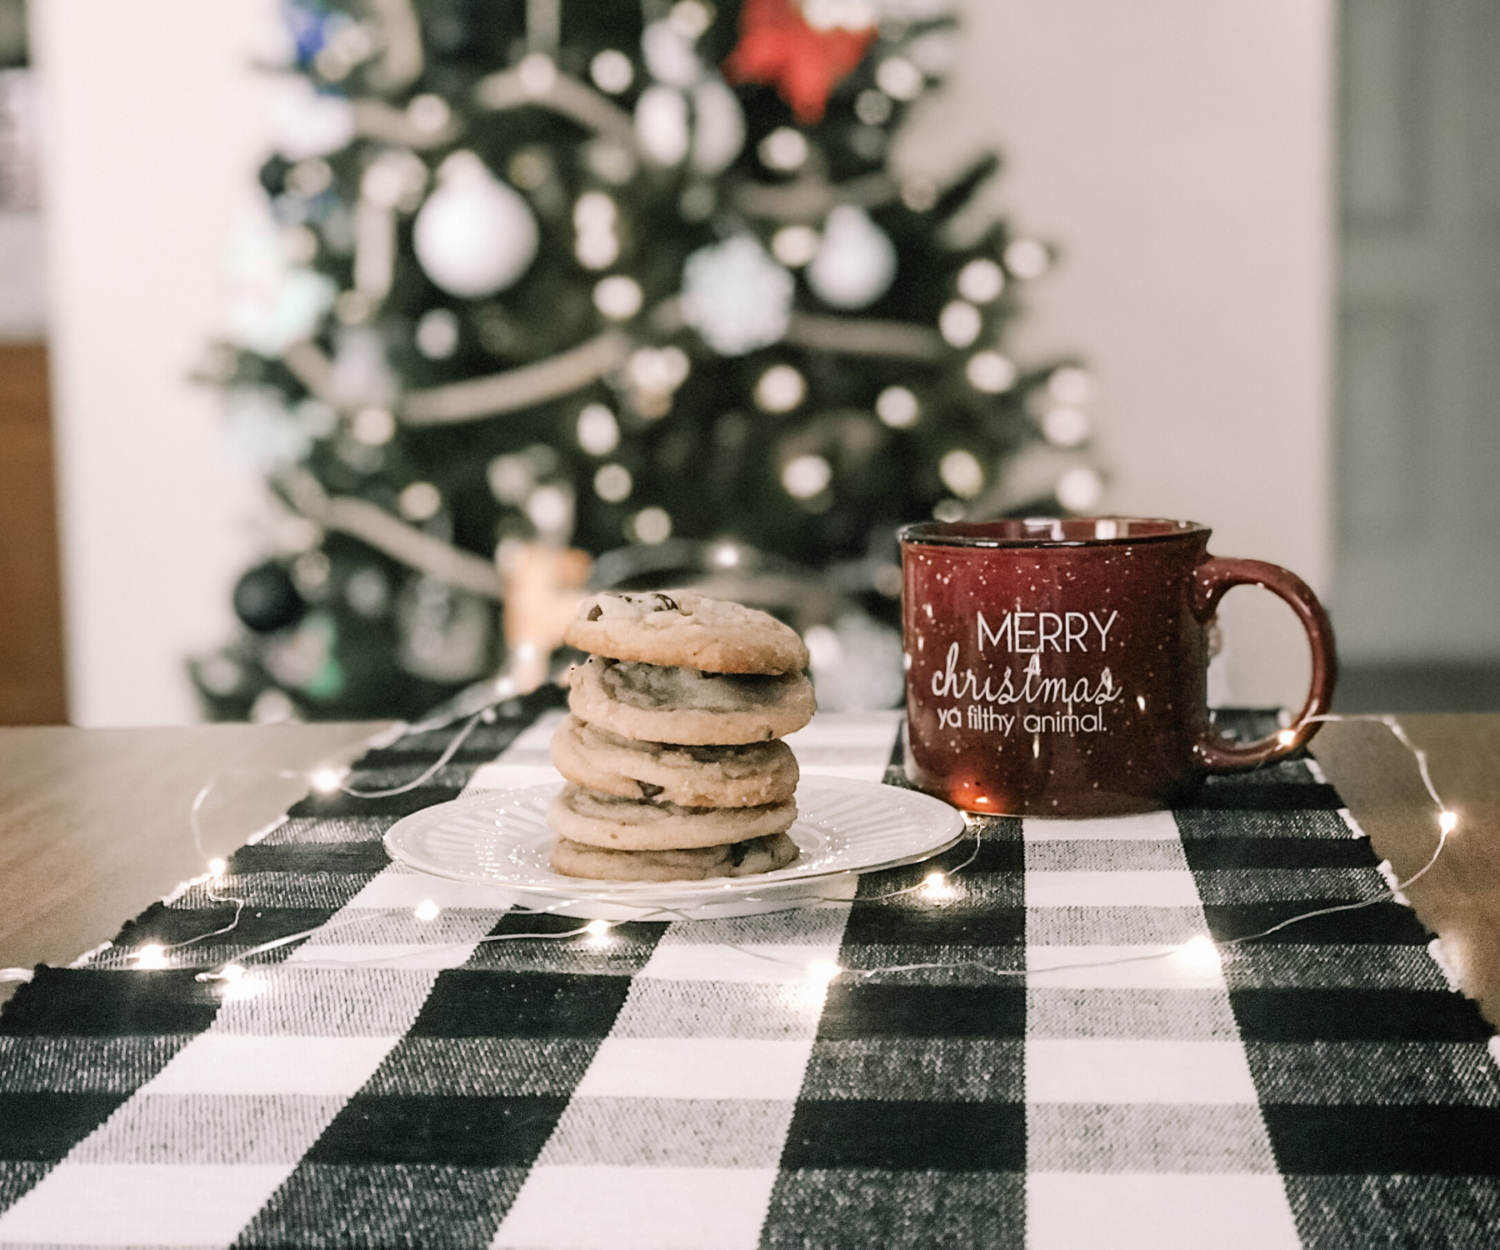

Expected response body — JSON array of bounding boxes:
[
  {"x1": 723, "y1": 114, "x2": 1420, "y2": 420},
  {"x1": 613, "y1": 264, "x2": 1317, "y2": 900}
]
[{"x1": 977, "y1": 609, "x2": 1119, "y2": 654}]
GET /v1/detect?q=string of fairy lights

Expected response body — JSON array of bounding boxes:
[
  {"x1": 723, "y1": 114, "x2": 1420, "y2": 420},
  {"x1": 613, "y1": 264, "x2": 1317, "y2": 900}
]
[{"x1": 0, "y1": 710, "x2": 1470, "y2": 1005}]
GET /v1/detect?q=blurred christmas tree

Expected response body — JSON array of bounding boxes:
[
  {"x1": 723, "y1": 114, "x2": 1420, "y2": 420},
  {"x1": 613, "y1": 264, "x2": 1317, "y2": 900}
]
[{"x1": 193, "y1": 0, "x2": 1101, "y2": 722}]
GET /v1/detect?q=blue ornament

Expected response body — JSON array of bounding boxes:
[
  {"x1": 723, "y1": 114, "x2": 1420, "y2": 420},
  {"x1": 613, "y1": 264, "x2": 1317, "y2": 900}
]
[{"x1": 281, "y1": 0, "x2": 334, "y2": 66}]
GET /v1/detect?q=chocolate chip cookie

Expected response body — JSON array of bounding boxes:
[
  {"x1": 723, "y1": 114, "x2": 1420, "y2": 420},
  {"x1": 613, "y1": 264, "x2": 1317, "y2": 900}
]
[
  {"x1": 547, "y1": 590, "x2": 811, "y2": 883},
  {"x1": 552, "y1": 714, "x2": 799, "y2": 808},
  {"x1": 564, "y1": 590, "x2": 809, "y2": 675},
  {"x1": 568, "y1": 655, "x2": 815, "y2": 745},
  {"x1": 551, "y1": 832, "x2": 801, "y2": 882},
  {"x1": 547, "y1": 781, "x2": 797, "y2": 851}
]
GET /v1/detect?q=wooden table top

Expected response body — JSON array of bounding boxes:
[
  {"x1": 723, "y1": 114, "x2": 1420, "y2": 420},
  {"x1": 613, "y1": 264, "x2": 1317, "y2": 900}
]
[
  {"x1": 1307, "y1": 714, "x2": 1500, "y2": 1028},
  {"x1": 2, "y1": 716, "x2": 1497, "y2": 1028},
  {"x1": 0, "y1": 722, "x2": 391, "y2": 1003}
]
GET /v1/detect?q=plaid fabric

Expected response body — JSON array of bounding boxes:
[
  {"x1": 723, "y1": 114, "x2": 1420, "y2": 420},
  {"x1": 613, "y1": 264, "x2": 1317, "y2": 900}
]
[{"x1": 2, "y1": 700, "x2": 1498, "y2": 1247}]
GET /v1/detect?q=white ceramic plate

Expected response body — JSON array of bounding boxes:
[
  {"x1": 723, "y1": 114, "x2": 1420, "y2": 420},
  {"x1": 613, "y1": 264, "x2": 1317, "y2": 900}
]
[{"x1": 382, "y1": 776, "x2": 965, "y2": 917}]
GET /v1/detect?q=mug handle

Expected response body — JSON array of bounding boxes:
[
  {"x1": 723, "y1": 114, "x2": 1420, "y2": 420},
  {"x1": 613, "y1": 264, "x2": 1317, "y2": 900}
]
[{"x1": 1191, "y1": 558, "x2": 1338, "y2": 772}]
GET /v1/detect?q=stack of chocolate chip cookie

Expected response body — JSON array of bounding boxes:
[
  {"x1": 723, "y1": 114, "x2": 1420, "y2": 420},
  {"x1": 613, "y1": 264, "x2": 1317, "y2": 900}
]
[{"x1": 547, "y1": 590, "x2": 815, "y2": 882}]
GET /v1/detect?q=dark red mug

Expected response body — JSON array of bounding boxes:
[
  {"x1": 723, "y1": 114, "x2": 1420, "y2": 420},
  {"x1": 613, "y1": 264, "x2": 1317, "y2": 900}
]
[{"x1": 900, "y1": 518, "x2": 1336, "y2": 816}]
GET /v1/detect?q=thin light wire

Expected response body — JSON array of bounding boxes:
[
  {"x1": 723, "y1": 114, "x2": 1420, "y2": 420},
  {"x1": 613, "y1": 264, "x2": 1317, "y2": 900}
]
[
  {"x1": 1303, "y1": 713, "x2": 1445, "y2": 808},
  {"x1": 163, "y1": 877, "x2": 248, "y2": 956},
  {"x1": 127, "y1": 711, "x2": 1459, "y2": 990},
  {"x1": 211, "y1": 923, "x2": 607, "y2": 976},
  {"x1": 183, "y1": 704, "x2": 497, "y2": 861},
  {"x1": 338, "y1": 706, "x2": 495, "y2": 798},
  {"x1": 167, "y1": 708, "x2": 505, "y2": 975},
  {"x1": 1202, "y1": 711, "x2": 1454, "y2": 950},
  {"x1": 182, "y1": 785, "x2": 988, "y2": 978}
]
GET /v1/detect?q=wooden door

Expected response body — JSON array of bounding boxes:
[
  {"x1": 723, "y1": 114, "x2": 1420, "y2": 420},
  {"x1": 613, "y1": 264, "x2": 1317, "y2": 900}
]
[
  {"x1": 1335, "y1": 0, "x2": 1500, "y2": 661},
  {"x1": 0, "y1": 342, "x2": 66, "y2": 723}
]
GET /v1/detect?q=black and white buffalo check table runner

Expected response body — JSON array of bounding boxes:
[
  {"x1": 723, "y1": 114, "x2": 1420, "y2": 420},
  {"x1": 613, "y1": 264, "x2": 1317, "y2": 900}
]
[{"x1": 3, "y1": 699, "x2": 1499, "y2": 1247}]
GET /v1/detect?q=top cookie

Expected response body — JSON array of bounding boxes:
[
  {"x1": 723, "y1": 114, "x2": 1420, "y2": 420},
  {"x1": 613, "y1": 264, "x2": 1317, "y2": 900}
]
[{"x1": 564, "y1": 590, "x2": 809, "y2": 675}]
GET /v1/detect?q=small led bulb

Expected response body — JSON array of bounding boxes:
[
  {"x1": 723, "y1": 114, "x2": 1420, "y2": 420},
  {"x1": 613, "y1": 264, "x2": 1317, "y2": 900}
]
[
  {"x1": 1174, "y1": 935, "x2": 1221, "y2": 976},
  {"x1": 921, "y1": 871, "x2": 956, "y2": 900}
]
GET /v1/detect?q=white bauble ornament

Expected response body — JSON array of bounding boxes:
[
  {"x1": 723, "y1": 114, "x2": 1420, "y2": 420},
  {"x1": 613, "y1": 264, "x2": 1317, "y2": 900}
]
[
  {"x1": 807, "y1": 205, "x2": 897, "y2": 310},
  {"x1": 802, "y1": 0, "x2": 879, "y2": 31},
  {"x1": 638, "y1": 79, "x2": 744, "y2": 173},
  {"x1": 642, "y1": 19, "x2": 701, "y2": 87},
  {"x1": 635, "y1": 85, "x2": 691, "y2": 166},
  {"x1": 680, "y1": 235, "x2": 794, "y2": 356},
  {"x1": 413, "y1": 151, "x2": 539, "y2": 297},
  {"x1": 691, "y1": 78, "x2": 745, "y2": 175},
  {"x1": 270, "y1": 77, "x2": 355, "y2": 160}
]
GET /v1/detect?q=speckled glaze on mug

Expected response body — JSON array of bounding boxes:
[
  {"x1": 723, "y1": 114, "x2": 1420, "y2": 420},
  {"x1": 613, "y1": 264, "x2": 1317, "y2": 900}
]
[{"x1": 900, "y1": 518, "x2": 1337, "y2": 816}]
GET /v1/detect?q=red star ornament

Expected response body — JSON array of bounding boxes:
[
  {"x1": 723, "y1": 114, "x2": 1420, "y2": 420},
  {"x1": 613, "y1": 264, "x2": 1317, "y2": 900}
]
[{"x1": 722, "y1": 0, "x2": 878, "y2": 125}]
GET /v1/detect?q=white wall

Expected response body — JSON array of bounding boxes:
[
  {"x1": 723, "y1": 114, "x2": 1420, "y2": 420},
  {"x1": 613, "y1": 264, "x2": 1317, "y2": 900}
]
[
  {"x1": 900, "y1": 0, "x2": 1335, "y2": 708},
  {"x1": 32, "y1": 0, "x2": 277, "y2": 725},
  {"x1": 0, "y1": 211, "x2": 46, "y2": 339}
]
